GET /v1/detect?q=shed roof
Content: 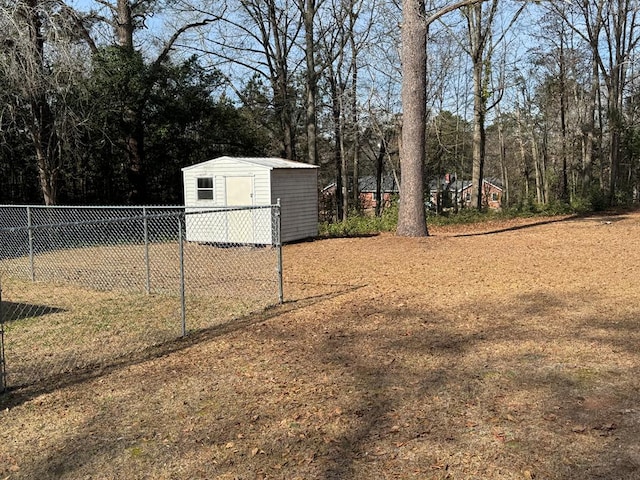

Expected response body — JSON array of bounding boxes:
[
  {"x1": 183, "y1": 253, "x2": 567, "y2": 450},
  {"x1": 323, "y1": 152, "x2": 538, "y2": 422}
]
[{"x1": 182, "y1": 156, "x2": 319, "y2": 172}]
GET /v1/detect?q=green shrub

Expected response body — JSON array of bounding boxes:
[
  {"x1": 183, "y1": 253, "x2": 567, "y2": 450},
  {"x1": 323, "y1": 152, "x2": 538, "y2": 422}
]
[{"x1": 319, "y1": 195, "x2": 616, "y2": 238}]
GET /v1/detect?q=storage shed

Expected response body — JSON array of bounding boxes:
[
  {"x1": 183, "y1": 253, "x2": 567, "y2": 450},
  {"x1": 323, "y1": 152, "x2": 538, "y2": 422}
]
[{"x1": 182, "y1": 156, "x2": 319, "y2": 244}]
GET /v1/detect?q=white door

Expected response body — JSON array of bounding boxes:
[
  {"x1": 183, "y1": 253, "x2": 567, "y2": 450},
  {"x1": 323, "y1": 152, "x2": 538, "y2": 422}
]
[{"x1": 225, "y1": 176, "x2": 253, "y2": 243}]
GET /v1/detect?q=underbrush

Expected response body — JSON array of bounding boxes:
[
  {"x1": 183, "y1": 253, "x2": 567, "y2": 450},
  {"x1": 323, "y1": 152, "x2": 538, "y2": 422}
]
[
  {"x1": 319, "y1": 201, "x2": 581, "y2": 237},
  {"x1": 319, "y1": 206, "x2": 398, "y2": 237}
]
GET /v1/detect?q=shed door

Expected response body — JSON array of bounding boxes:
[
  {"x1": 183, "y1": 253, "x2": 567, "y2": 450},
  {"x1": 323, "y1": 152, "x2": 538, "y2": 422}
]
[{"x1": 225, "y1": 176, "x2": 253, "y2": 243}]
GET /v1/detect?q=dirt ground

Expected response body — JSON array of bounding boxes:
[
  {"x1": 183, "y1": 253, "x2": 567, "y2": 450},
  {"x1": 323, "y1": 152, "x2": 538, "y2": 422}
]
[{"x1": 2, "y1": 211, "x2": 640, "y2": 479}]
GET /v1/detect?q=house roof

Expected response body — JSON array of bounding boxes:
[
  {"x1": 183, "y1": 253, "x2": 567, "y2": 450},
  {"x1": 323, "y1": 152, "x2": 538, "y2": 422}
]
[
  {"x1": 459, "y1": 177, "x2": 503, "y2": 191},
  {"x1": 358, "y1": 176, "x2": 399, "y2": 193},
  {"x1": 430, "y1": 177, "x2": 503, "y2": 193},
  {"x1": 322, "y1": 175, "x2": 400, "y2": 193},
  {"x1": 182, "y1": 156, "x2": 319, "y2": 171}
]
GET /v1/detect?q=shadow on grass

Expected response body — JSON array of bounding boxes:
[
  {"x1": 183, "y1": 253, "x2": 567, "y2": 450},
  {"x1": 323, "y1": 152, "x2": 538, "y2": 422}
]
[
  {"x1": 6, "y1": 285, "x2": 640, "y2": 479},
  {"x1": 0, "y1": 283, "x2": 366, "y2": 410},
  {"x1": 1, "y1": 301, "x2": 66, "y2": 323},
  {"x1": 452, "y1": 210, "x2": 636, "y2": 238},
  {"x1": 452, "y1": 216, "x2": 578, "y2": 237},
  {"x1": 271, "y1": 289, "x2": 640, "y2": 480},
  {"x1": 316, "y1": 232, "x2": 381, "y2": 240}
]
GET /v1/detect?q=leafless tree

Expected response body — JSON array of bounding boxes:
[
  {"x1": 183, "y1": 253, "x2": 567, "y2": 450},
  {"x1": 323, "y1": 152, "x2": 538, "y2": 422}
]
[
  {"x1": 551, "y1": 0, "x2": 640, "y2": 203},
  {"x1": 0, "y1": 0, "x2": 91, "y2": 204}
]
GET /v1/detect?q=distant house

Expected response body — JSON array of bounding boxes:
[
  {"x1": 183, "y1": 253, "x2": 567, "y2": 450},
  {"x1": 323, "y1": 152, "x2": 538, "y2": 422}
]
[
  {"x1": 461, "y1": 178, "x2": 503, "y2": 210},
  {"x1": 429, "y1": 176, "x2": 503, "y2": 211},
  {"x1": 321, "y1": 175, "x2": 399, "y2": 219},
  {"x1": 358, "y1": 176, "x2": 399, "y2": 211}
]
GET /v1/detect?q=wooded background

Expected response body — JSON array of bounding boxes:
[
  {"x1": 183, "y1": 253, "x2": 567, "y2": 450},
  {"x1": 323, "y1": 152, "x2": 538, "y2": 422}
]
[{"x1": 1, "y1": 0, "x2": 638, "y2": 219}]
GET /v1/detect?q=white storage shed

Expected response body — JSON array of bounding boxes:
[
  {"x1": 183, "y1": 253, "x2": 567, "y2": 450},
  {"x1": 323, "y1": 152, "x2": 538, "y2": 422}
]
[{"x1": 182, "y1": 156, "x2": 319, "y2": 244}]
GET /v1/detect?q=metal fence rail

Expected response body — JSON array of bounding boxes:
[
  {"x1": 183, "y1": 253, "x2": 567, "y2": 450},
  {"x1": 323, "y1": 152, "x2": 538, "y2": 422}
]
[{"x1": 0, "y1": 204, "x2": 282, "y2": 392}]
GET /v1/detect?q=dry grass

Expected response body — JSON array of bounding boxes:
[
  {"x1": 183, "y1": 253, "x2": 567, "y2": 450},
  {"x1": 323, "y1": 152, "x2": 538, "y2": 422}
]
[{"x1": 2, "y1": 211, "x2": 640, "y2": 479}]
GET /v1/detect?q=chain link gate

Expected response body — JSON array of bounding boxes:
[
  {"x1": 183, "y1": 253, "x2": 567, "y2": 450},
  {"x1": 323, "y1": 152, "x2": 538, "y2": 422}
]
[{"x1": 0, "y1": 204, "x2": 283, "y2": 393}]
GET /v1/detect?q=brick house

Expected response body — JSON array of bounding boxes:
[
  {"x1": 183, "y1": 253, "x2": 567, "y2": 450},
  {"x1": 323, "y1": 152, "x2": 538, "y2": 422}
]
[
  {"x1": 429, "y1": 176, "x2": 503, "y2": 211},
  {"x1": 357, "y1": 176, "x2": 399, "y2": 211},
  {"x1": 320, "y1": 175, "x2": 399, "y2": 219}
]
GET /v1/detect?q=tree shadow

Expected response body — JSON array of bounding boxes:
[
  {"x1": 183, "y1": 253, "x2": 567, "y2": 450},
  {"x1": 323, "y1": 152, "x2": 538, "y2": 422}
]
[
  {"x1": 453, "y1": 216, "x2": 577, "y2": 237},
  {"x1": 452, "y1": 211, "x2": 633, "y2": 237},
  {"x1": 291, "y1": 289, "x2": 640, "y2": 479},
  {"x1": 5, "y1": 283, "x2": 640, "y2": 479},
  {"x1": 0, "y1": 283, "x2": 365, "y2": 410},
  {"x1": 1, "y1": 301, "x2": 66, "y2": 323}
]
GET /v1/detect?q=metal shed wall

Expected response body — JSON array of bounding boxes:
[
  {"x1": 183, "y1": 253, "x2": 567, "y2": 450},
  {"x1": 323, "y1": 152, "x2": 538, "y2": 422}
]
[{"x1": 271, "y1": 169, "x2": 318, "y2": 242}]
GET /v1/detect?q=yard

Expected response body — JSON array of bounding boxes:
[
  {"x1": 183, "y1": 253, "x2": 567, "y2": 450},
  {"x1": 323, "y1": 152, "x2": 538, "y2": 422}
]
[{"x1": 1, "y1": 211, "x2": 640, "y2": 479}]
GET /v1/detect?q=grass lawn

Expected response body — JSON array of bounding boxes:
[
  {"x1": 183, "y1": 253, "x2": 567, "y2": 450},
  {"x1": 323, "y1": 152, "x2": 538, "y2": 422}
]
[{"x1": 1, "y1": 211, "x2": 640, "y2": 479}]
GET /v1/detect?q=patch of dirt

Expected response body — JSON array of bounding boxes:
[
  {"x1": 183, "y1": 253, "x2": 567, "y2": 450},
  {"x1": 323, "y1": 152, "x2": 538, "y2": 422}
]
[{"x1": 2, "y1": 211, "x2": 640, "y2": 479}]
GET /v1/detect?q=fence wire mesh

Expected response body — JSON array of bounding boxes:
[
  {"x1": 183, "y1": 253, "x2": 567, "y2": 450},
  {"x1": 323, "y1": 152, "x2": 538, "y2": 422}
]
[{"x1": 0, "y1": 204, "x2": 282, "y2": 392}]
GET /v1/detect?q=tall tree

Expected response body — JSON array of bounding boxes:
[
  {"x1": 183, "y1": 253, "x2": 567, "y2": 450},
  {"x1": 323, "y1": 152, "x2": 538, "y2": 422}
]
[
  {"x1": 202, "y1": 0, "x2": 303, "y2": 160},
  {"x1": 0, "y1": 1, "x2": 89, "y2": 205},
  {"x1": 298, "y1": 0, "x2": 321, "y2": 165},
  {"x1": 79, "y1": 0, "x2": 214, "y2": 202},
  {"x1": 553, "y1": 0, "x2": 640, "y2": 203},
  {"x1": 397, "y1": 0, "x2": 484, "y2": 236}
]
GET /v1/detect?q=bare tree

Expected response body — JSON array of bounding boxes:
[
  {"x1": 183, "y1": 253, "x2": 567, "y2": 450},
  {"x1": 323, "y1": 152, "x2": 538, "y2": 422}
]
[
  {"x1": 197, "y1": 0, "x2": 303, "y2": 160},
  {"x1": 0, "y1": 1, "x2": 90, "y2": 205},
  {"x1": 316, "y1": 0, "x2": 375, "y2": 220},
  {"x1": 552, "y1": 0, "x2": 640, "y2": 203}
]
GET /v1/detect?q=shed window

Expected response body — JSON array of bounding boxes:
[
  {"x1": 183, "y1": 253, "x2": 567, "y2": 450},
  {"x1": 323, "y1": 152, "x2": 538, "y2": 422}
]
[
  {"x1": 491, "y1": 192, "x2": 498, "y2": 202},
  {"x1": 197, "y1": 177, "x2": 214, "y2": 200}
]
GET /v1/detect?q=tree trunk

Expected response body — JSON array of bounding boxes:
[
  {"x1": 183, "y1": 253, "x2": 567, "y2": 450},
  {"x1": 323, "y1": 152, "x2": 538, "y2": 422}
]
[
  {"x1": 516, "y1": 107, "x2": 529, "y2": 202},
  {"x1": 26, "y1": 0, "x2": 60, "y2": 205},
  {"x1": 470, "y1": 56, "x2": 486, "y2": 210},
  {"x1": 582, "y1": 57, "x2": 598, "y2": 195},
  {"x1": 340, "y1": 94, "x2": 348, "y2": 221},
  {"x1": 559, "y1": 34, "x2": 569, "y2": 201},
  {"x1": 267, "y1": 0, "x2": 295, "y2": 160},
  {"x1": 331, "y1": 78, "x2": 344, "y2": 222},
  {"x1": 532, "y1": 129, "x2": 544, "y2": 204},
  {"x1": 397, "y1": 0, "x2": 428, "y2": 237},
  {"x1": 496, "y1": 108, "x2": 508, "y2": 208},
  {"x1": 303, "y1": 0, "x2": 317, "y2": 165},
  {"x1": 375, "y1": 138, "x2": 386, "y2": 217},
  {"x1": 116, "y1": 0, "x2": 146, "y2": 202},
  {"x1": 350, "y1": 21, "x2": 360, "y2": 208}
]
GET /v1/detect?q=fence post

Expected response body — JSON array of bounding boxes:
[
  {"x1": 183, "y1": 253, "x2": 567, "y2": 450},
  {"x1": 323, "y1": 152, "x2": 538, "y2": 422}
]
[
  {"x1": 178, "y1": 214, "x2": 187, "y2": 337},
  {"x1": 143, "y1": 207, "x2": 151, "y2": 294},
  {"x1": 276, "y1": 199, "x2": 284, "y2": 304},
  {"x1": 0, "y1": 284, "x2": 6, "y2": 393},
  {"x1": 27, "y1": 206, "x2": 35, "y2": 282}
]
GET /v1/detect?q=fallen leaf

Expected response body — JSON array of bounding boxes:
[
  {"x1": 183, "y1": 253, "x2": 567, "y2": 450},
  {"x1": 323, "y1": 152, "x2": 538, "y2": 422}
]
[
  {"x1": 594, "y1": 423, "x2": 616, "y2": 431},
  {"x1": 492, "y1": 429, "x2": 505, "y2": 442}
]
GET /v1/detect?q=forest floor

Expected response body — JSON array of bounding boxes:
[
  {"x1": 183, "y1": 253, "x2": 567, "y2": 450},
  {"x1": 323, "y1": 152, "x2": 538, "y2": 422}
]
[{"x1": 2, "y1": 210, "x2": 640, "y2": 479}]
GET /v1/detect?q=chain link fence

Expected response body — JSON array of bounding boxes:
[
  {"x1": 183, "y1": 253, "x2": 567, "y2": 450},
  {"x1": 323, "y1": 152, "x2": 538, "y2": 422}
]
[{"x1": 0, "y1": 204, "x2": 283, "y2": 392}]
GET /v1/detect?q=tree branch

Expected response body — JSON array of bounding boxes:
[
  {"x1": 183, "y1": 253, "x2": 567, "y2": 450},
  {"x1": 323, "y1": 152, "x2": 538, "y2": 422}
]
[{"x1": 425, "y1": 0, "x2": 487, "y2": 27}]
